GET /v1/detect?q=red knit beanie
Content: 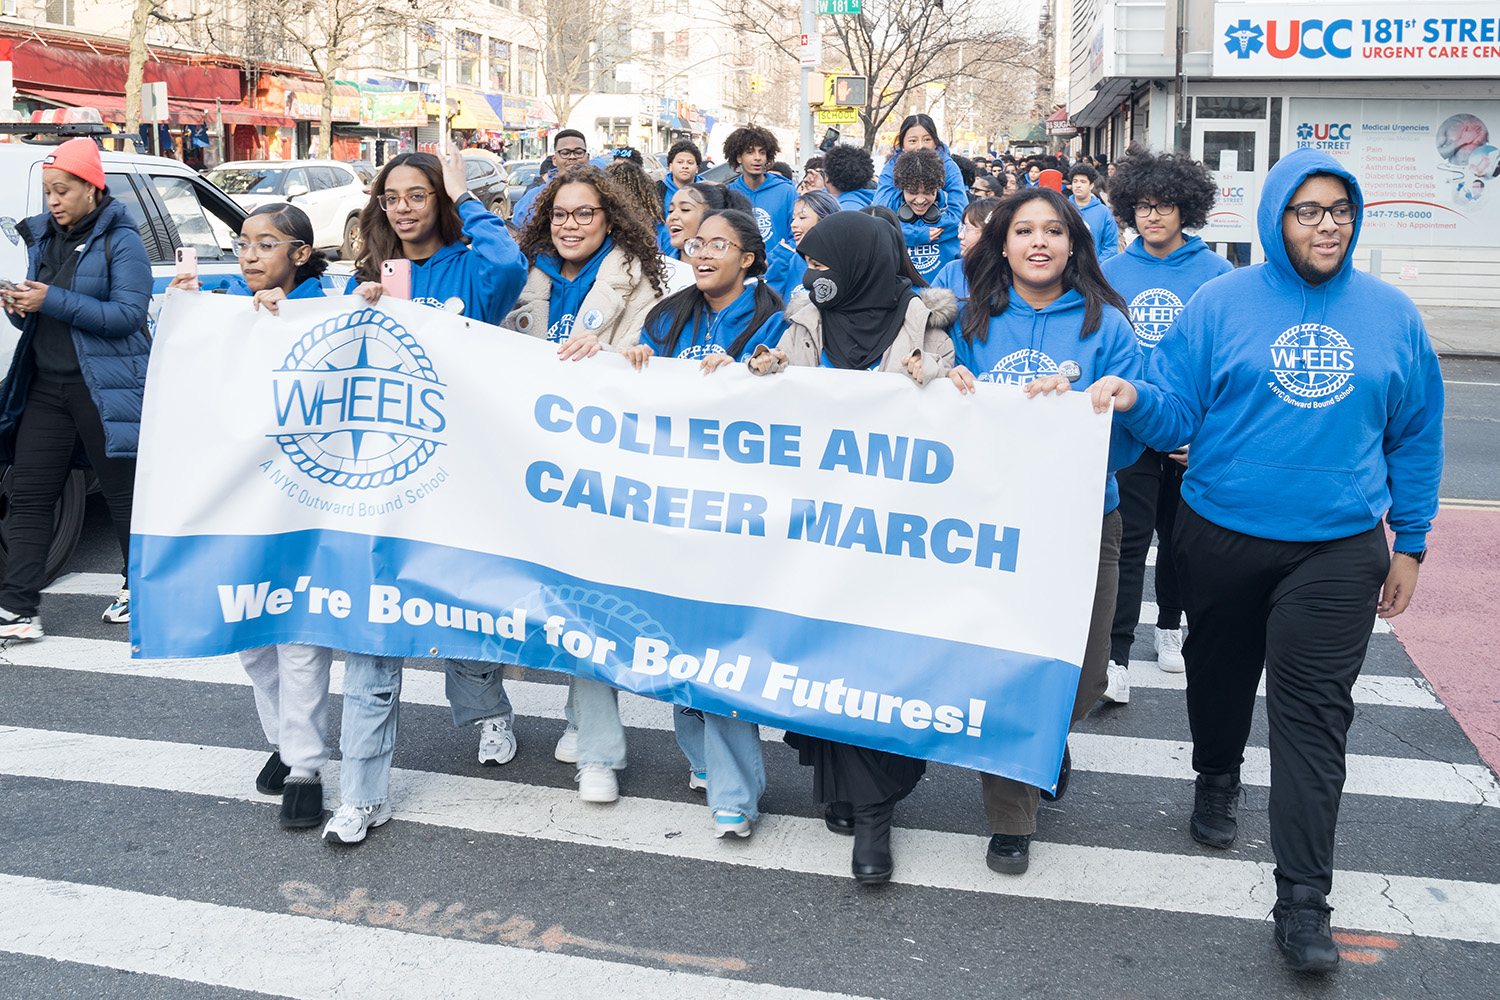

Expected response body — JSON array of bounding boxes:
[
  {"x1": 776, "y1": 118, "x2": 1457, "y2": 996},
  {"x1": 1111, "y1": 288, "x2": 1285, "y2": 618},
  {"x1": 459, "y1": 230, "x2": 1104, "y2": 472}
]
[{"x1": 41, "y1": 137, "x2": 106, "y2": 191}]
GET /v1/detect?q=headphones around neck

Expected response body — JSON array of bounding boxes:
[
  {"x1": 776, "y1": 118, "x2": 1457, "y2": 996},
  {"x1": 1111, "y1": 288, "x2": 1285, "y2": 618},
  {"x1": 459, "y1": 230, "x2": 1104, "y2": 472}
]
[{"x1": 898, "y1": 199, "x2": 943, "y2": 225}]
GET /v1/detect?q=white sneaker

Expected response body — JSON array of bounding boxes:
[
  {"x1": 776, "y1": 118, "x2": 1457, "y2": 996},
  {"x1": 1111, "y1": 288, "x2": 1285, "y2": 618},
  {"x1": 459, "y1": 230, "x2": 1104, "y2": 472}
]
[
  {"x1": 712, "y1": 810, "x2": 752, "y2": 839},
  {"x1": 688, "y1": 769, "x2": 707, "y2": 792},
  {"x1": 477, "y1": 716, "x2": 517, "y2": 766},
  {"x1": 1101, "y1": 660, "x2": 1131, "y2": 704},
  {"x1": 576, "y1": 765, "x2": 619, "y2": 803},
  {"x1": 101, "y1": 588, "x2": 130, "y2": 624},
  {"x1": 554, "y1": 726, "x2": 579, "y2": 764},
  {"x1": 321, "y1": 801, "x2": 392, "y2": 844},
  {"x1": 0, "y1": 606, "x2": 42, "y2": 641},
  {"x1": 1155, "y1": 627, "x2": 1186, "y2": 673}
]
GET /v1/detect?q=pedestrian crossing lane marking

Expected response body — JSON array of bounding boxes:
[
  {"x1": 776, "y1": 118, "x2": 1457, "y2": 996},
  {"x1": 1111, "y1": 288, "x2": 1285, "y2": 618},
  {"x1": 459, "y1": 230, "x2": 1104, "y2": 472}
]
[
  {"x1": 1, "y1": 726, "x2": 1497, "y2": 945},
  {"x1": 5, "y1": 637, "x2": 1493, "y2": 807}
]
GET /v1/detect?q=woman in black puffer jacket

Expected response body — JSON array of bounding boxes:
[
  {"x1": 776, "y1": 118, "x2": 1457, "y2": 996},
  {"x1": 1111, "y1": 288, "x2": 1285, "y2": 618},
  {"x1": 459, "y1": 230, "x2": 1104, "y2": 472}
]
[{"x1": 0, "y1": 137, "x2": 151, "y2": 639}]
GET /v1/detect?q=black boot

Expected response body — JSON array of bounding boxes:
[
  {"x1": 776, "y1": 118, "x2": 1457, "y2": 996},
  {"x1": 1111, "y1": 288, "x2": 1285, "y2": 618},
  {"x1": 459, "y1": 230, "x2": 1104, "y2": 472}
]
[
  {"x1": 824, "y1": 801, "x2": 855, "y2": 836},
  {"x1": 256, "y1": 750, "x2": 290, "y2": 795},
  {"x1": 1040, "y1": 744, "x2": 1071, "y2": 802},
  {"x1": 851, "y1": 798, "x2": 895, "y2": 884},
  {"x1": 1273, "y1": 885, "x2": 1340, "y2": 973},
  {"x1": 1190, "y1": 772, "x2": 1241, "y2": 848},
  {"x1": 279, "y1": 776, "x2": 324, "y2": 829}
]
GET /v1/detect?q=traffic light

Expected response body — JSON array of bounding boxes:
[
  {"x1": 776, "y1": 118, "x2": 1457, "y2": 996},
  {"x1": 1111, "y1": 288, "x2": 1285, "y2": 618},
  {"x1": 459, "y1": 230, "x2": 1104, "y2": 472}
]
[
  {"x1": 831, "y1": 75, "x2": 867, "y2": 107},
  {"x1": 749, "y1": 74, "x2": 768, "y2": 92}
]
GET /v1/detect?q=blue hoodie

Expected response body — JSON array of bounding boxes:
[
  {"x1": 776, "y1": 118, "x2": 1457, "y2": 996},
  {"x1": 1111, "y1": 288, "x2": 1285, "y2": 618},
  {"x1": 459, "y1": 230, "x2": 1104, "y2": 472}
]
[
  {"x1": 1119, "y1": 148, "x2": 1444, "y2": 551},
  {"x1": 1071, "y1": 195, "x2": 1119, "y2": 264},
  {"x1": 344, "y1": 199, "x2": 527, "y2": 325},
  {"x1": 511, "y1": 169, "x2": 556, "y2": 228},
  {"x1": 764, "y1": 237, "x2": 804, "y2": 303},
  {"x1": 953, "y1": 289, "x2": 1143, "y2": 514},
  {"x1": 226, "y1": 275, "x2": 325, "y2": 300},
  {"x1": 1102, "y1": 236, "x2": 1233, "y2": 351},
  {"x1": 727, "y1": 171, "x2": 798, "y2": 251},
  {"x1": 642, "y1": 281, "x2": 783, "y2": 361},
  {"x1": 532, "y1": 237, "x2": 615, "y2": 342},
  {"x1": 837, "y1": 187, "x2": 873, "y2": 211},
  {"x1": 875, "y1": 148, "x2": 966, "y2": 280},
  {"x1": 930, "y1": 257, "x2": 969, "y2": 303}
]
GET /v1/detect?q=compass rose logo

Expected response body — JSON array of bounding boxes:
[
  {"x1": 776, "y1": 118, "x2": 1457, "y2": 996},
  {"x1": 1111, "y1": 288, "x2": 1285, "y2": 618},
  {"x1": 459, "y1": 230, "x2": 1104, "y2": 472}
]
[{"x1": 270, "y1": 308, "x2": 447, "y2": 489}]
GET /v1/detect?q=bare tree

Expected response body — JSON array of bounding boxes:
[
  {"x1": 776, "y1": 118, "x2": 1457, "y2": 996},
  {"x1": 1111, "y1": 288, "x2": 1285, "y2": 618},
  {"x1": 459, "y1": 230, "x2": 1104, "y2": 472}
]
[
  {"x1": 525, "y1": 0, "x2": 646, "y2": 129},
  {"x1": 124, "y1": 0, "x2": 203, "y2": 139},
  {"x1": 722, "y1": 0, "x2": 1032, "y2": 150}
]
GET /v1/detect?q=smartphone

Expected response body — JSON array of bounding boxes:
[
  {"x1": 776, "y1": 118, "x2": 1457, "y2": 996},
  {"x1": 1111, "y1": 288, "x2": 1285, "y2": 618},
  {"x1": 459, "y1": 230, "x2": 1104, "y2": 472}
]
[
  {"x1": 0, "y1": 278, "x2": 21, "y2": 293},
  {"x1": 380, "y1": 258, "x2": 411, "y2": 300},
  {"x1": 175, "y1": 247, "x2": 198, "y2": 279}
]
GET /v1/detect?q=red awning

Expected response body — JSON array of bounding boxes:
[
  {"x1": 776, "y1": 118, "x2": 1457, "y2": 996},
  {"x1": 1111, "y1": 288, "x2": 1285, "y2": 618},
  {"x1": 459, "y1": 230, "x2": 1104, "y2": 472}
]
[
  {"x1": 1046, "y1": 107, "x2": 1070, "y2": 123},
  {"x1": 5, "y1": 39, "x2": 240, "y2": 101},
  {"x1": 18, "y1": 89, "x2": 294, "y2": 129}
]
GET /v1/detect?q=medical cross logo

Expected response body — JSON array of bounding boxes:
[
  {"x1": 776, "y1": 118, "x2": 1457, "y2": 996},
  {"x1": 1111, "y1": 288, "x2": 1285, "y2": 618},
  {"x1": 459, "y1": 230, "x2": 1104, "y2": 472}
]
[{"x1": 1224, "y1": 19, "x2": 1264, "y2": 58}]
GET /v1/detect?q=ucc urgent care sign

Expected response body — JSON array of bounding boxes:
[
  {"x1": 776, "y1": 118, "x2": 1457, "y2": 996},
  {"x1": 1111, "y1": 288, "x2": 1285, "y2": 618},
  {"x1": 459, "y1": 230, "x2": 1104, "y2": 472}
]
[{"x1": 1213, "y1": 2, "x2": 1500, "y2": 77}]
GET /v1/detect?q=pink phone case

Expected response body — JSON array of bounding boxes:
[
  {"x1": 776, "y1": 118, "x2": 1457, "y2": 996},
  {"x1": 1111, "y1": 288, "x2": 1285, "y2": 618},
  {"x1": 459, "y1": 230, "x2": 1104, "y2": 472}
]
[
  {"x1": 380, "y1": 259, "x2": 412, "y2": 300},
  {"x1": 175, "y1": 247, "x2": 198, "y2": 278}
]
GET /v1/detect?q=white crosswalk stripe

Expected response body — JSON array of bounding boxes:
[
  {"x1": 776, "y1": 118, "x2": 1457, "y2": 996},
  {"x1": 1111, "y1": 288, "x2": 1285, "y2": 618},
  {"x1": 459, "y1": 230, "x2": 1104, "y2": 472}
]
[
  {"x1": 3, "y1": 726, "x2": 1499, "y2": 945},
  {"x1": 5, "y1": 637, "x2": 1494, "y2": 807},
  {"x1": 1124, "y1": 659, "x2": 1445, "y2": 710},
  {"x1": 1139, "y1": 601, "x2": 1394, "y2": 635}
]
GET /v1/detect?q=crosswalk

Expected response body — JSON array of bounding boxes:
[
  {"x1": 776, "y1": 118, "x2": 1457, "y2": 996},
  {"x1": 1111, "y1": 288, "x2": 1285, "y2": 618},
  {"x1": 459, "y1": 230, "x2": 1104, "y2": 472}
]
[{"x1": 4, "y1": 572, "x2": 1499, "y2": 996}]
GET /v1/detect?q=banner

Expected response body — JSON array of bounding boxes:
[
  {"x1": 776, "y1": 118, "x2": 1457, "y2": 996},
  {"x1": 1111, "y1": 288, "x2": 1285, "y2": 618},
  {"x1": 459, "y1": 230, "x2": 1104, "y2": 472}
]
[
  {"x1": 1289, "y1": 98, "x2": 1500, "y2": 248},
  {"x1": 1214, "y1": 2, "x2": 1500, "y2": 78},
  {"x1": 131, "y1": 294, "x2": 1113, "y2": 789}
]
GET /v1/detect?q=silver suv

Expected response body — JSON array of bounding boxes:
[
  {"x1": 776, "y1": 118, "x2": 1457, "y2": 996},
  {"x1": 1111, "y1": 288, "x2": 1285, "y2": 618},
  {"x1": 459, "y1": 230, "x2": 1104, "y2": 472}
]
[{"x1": 206, "y1": 158, "x2": 366, "y2": 258}]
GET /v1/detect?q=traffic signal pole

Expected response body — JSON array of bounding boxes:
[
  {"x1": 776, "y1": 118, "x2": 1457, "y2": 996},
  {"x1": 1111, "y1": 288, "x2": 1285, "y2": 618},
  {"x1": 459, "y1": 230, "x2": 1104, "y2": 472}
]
[{"x1": 799, "y1": 0, "x2": 814, "y2": 167}]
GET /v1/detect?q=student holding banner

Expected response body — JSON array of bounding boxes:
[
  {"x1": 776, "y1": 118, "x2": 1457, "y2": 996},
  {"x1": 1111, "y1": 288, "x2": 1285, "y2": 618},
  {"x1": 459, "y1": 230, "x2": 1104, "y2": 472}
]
[
  {"x1": 348, "y1": 142, "x2": 527, "y2": 324},
  {"x1": 172, "y1": 203, "x2": 339, "y2": 829},
  {"x1": 947, "y1": 185, "x2": 1144, "y2": 876},
  {"x1": 744, "y1": 210, "x2": 956, "y2": 883},
  {"x1": 504, "y1": 163, "x2": 669, "y2": 803},
  {"x1": 1087, "y1": 150, "x2": 1443, "y2": 972}
]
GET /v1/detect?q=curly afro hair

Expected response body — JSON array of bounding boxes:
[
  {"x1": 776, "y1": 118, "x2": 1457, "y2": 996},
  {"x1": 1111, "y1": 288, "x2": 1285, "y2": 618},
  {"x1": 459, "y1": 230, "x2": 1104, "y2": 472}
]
[
  {"x1": 1105, "y1": 144, "x2": 1216, "y2": 230},
  {"x1": 893, "y1": 148, "x2": 944, "y2": 193},
  {"x1": 515, "y1": 164, "x2": 666, "y2": 296},
  {"x1": 823, "y1": 144, "x2": 874, "y2": 193},
  {"x1": 723, "y1": 124, "x2": 780, "y2": 168}
]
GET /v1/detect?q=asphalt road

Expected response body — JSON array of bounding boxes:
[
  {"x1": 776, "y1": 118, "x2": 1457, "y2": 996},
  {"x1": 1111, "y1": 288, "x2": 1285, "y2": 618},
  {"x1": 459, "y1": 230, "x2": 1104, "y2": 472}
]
[{"x1": 0, "y1": 359, "x2": 1496, "y2": 1000}]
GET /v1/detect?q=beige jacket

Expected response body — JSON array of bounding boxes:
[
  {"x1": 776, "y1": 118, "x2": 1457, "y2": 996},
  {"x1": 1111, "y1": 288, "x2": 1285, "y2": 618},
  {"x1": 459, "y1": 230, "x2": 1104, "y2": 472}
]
[
  {"x1": 752, "y1": 287, "x2": 957, "y2": 384},
  {"x1": 501, "y1": 246, "x2": 661, "y2": 348}
]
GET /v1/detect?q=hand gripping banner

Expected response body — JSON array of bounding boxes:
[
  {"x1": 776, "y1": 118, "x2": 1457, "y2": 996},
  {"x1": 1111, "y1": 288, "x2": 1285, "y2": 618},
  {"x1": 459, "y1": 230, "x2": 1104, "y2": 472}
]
[{"x1": 131, "y1": 294, "x2": 1112, "y2": 790}]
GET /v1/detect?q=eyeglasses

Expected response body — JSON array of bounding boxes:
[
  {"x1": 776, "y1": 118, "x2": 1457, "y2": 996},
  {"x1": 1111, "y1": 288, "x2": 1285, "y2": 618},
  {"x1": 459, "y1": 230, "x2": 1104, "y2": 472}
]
[
  {"x1": 554, "y1": 146, "x2": 588, "y2": 160},
  {"x1": 550, "y1": 205, "x2": 602, "y2": 226},
  {"x1": 233, "y1": 238, "x2": 304, "y2": 258},
  {"x1": 683, "y1": 236, "x2": 741, "y2": 259},
  {"x1": 379, "y1": 190, "x2": 432, "y2": 211},
  {"x1": 1286, "y1": 202, "x2": 1356, "y2": 226},
  {"x1": 1134, "y1": 201, "x2": 1177, "y2": 217}
]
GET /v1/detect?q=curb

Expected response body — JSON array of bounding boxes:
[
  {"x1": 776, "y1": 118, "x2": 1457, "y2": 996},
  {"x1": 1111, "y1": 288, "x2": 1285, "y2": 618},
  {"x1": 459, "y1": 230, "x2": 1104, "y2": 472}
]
[{"x1": 1436, "y1": 352, "x2": 1500, "y2": 362}]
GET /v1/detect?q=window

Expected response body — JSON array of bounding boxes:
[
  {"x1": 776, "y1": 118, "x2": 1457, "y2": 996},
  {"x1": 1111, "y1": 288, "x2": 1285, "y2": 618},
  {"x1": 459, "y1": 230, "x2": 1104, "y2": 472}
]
[
  {"x1": 308, "y1": 166, "x2": 341, "y2": 191},
  {"x1": 491, "y1": 40, "x2": 511, "y2": 92},
  {"x1": 382, "y1": 27, "x2": 405, "y2": 69},
  {"x1": 104, "y1": 173, "x2": 161, "y2": 263},
  {"x1": 44, "y1": 0, "x2": 74, "y2": 25},
  {"x1": 1195, "y1": 97, "x2": 1267, "y2": 120},
  {"x1": 457, "y1": 30, "x2": 480, "y2": 87},
  {"x1": 518, "y1": 47, "x2": 538, "y2": 97},
  {"x1": 489, "y1": 0, "x2": 508, "y2": 7},
  {"x1": 652, "y1": 32, "x2": 666, "y2": 60},
  {"x1": 151, "y1": 175, "x2": 239, "y2": 259},
  {"x1": 419, "y1": 24, "x2": 440, "y2": 80}
]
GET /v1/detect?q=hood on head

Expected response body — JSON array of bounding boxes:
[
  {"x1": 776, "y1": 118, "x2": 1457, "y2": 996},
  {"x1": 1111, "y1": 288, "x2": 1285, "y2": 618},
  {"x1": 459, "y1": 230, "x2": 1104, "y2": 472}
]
[{"x1": 1257, "y1": 148, "x2": 1363, "y2": 288}]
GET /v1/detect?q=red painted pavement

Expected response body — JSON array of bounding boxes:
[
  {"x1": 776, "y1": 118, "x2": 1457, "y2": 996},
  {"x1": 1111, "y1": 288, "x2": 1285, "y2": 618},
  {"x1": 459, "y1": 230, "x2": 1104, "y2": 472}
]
[{"x1": 1389, "y1": 509, "x2": 1500, "y2": 775}]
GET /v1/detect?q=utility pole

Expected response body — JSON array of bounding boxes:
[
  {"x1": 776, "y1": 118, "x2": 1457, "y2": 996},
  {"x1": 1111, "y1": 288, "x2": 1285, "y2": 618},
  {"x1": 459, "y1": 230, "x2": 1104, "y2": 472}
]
[{"x1": 799, "y1": 0, "x2": 814, "y2": 167}]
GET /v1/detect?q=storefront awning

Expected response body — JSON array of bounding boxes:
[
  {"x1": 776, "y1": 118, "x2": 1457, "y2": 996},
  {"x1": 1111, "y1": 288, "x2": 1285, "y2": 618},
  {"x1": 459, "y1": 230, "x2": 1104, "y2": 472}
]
[
  {"x1": 18, "y1": 88, "x2": 295, "y2": 129},
  {"x1": 448, "y1": 90, "x2": 505, "y2": 131}
]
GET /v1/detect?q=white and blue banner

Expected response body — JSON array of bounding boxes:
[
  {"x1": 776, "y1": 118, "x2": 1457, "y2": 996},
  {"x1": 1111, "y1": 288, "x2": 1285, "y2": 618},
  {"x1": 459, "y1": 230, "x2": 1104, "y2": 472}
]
[{"x1": 131, "y1": 293, "x2": 1112, "y2": 789}]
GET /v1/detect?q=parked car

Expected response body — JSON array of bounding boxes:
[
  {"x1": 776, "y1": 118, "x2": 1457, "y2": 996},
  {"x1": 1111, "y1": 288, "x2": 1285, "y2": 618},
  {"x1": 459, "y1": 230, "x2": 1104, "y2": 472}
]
[
  {"x1": 342, "y1": 159, "x2": 378, "y2": 186},
  {"x1": 699, "y1": 161, "x2": 738, "y2": 184},
  {"x1": 462, "y1": 150, "x2": 511, "y2": 219},
  {"x1": 205, "y1": 158, "x2": 366, "y2": 258},
  {"x1": 0, "y1": 115, "x2": 256, "y2": 585},
  {"x1": 504, "y1": 158, "x2": 543, "y2": 207}
]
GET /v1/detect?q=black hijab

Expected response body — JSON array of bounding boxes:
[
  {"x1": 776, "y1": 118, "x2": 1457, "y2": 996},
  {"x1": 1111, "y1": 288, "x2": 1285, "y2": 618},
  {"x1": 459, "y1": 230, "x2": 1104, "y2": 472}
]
[{"x1": 797, "y1": 211, "x2": 916, "y2": 371}]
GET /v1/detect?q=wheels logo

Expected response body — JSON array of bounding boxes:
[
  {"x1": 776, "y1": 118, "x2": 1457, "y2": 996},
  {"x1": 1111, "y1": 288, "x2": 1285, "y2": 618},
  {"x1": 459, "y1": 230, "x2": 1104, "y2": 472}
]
[
  {"x1": 977, "y1": 349, "x2": 1059, "y2": 386},
  {"x1": 908, "y1": 242, "x2": 941, "y2": 274},
  {"x1": 675, "y1": 343, "x2": 727, "y2": 362},
  {"x1": 753, "y1": 207, "x2": 774, "y2": 242},
  {"x1": 1223, "y1": 19, "x2": 1264, "y2": 58},
  {"x1": 1128, "y1": 288, "x2": 1184, "y2": 346},
  {"x1": 270, "y1": 308, "x2": 447, "y2": 490},
  {"x1": 1268, "y1": 324, "x2": 1355, "y2": 406}
]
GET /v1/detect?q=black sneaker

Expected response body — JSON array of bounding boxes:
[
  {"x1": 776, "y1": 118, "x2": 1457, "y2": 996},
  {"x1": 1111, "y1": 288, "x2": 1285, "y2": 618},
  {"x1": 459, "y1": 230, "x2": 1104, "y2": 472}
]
[
  {"x1": 1273, "y1": 885, "x2": 1340, "y2": 973},
  {"x1": 986, "y1": 833, "x2": 1031, "y2": 874},
  {"x1": 1190, "y1": 772, "x2": 1241, "y2": 848},
  {"x1": 256, "y1": 751, "x2": 290, "y2": 795},
  {"x1": 279, "y1": 777, "x2": 324, "y2": 829},
  {"x1": 1040, "y1": 744, "x2": 1071, "y2": 802}
]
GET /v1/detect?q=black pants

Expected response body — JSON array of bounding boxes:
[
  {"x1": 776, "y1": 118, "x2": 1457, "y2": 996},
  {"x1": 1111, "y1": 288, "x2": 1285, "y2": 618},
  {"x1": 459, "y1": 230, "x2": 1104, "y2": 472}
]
[
  {"x1": 0, "y1": 378, "x2": 135, "y2": 615},
  {"x1": 1110, "y1": 449, "x2": 1183, "y2": 664},
  {"x1": 1173, "y1": 502, "x2": 1389, "y2": 899}
]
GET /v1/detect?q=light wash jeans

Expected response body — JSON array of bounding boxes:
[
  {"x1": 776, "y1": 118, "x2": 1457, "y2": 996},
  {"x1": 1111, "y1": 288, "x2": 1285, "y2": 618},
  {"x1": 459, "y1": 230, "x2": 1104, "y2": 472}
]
[
  {"x1": 673, "y1": 706, "x2": 765, "y2": 820},
  {"x1": 571, "y1": 675, "x2": 626, "y2": 769},
  {"x1": 444, "y1": 658, "x2": 514, "y2": 726},
  {"x1": 239, "y1": 644, "x2": 333, "y2": 778}
]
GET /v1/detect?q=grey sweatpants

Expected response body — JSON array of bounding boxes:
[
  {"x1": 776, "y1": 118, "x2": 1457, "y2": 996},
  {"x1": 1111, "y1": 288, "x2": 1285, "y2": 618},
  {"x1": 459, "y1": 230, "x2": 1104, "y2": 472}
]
[{"x1": 240, "y1": 644, "x2": 334, "y2": 778}]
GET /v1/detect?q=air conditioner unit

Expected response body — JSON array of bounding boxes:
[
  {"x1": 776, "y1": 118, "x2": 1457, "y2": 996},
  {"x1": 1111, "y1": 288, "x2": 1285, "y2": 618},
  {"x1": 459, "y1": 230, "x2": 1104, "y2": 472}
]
[{"x1": 1, "y1": 0, "x2": 19, "y2": 17}]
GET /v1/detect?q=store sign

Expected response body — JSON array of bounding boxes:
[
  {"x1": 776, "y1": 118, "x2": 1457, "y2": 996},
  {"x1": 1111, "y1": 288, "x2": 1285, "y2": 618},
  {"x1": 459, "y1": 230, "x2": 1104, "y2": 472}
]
[
  {"x1": 501, "y1": 97, "x2": 526, "y2": 126},
  {"x1": 1289, "y1": 98, "x2": 1500, "y2": 248},
  {"x1": 360, "y1": 92, "x2": 429, "y2": 128},
  {"x1": 1200, "y1": 170, "x2": 1258, "y2": 242},
  {"x1": 1214, "y1": 2, "x2": 1500, "y2": 77},
  {"x1": 287, "y1": 90, "x2": 362, "y2": 122}
]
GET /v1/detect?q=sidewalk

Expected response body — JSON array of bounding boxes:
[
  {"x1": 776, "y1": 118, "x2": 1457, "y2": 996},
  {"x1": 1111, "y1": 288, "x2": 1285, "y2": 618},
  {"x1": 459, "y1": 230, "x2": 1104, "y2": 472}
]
[{"x1": 1420, "y1": 306, "x2": 1500, "y2": 359}]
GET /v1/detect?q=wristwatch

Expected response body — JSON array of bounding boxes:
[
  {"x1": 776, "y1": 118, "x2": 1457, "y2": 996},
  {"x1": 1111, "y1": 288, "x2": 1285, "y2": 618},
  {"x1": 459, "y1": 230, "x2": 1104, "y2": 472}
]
[
  {"x1": 454, "y1": 191, "x2": 477, "y2": 206},
  {"x1": 1396, "y1": 549, "x2": 1427, "y2": 564}
]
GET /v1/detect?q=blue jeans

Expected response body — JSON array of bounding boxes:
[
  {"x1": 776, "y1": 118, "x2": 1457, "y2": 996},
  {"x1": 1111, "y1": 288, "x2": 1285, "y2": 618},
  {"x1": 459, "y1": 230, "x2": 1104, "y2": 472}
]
[
  {"x1": 674, "y1": 707, "x2": 765, "y2": 820},
  {"x1": 571, "y1": 675, "x2": 626, "y2": 769},
  {"x1": 338, "y1": 653, "x2": 405, "y2": 808},
  {"x1": 444, "y1": 658, "x2": 514, "y2": 726}
]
